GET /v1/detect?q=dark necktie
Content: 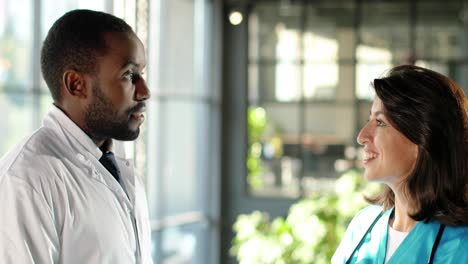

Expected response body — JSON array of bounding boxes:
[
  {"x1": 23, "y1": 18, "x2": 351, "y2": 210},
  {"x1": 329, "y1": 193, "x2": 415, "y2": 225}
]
[{"x1": 99, "y1": 151, "x2": 121, "y2": 183}]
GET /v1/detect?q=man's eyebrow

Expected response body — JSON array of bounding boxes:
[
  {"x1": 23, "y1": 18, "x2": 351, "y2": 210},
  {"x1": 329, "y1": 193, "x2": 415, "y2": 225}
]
[{"x1": 122, "y1": 60, "x2": 141, "y2": 69}]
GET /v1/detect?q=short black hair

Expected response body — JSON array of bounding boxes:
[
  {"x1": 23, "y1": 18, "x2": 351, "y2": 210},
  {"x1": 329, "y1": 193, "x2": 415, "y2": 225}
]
[{"x1": 40, "y1": 9, "x2": 133, "y2": 102}]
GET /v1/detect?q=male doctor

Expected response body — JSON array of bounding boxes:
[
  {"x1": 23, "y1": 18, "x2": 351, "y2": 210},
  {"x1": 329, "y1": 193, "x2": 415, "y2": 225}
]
[{"x1": 0, "y1": 9, "x2": 153, "y2": 263}]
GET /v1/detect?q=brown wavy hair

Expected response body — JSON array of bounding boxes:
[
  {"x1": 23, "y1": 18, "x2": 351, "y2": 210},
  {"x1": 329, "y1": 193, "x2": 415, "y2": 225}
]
[{"x1": 366, "y1": 65, "x2": 468, "y2": 226}]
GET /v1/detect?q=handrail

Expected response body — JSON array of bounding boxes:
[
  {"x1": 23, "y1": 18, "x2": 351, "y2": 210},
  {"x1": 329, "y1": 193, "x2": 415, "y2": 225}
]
[{"x1": 150, "y1": 211, "x2": 213, "y2": 232}]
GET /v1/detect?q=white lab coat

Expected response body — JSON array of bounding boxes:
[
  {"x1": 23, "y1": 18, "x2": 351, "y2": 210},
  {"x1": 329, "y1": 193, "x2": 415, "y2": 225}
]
[{"x1": 0, "y1": 105, "x2": 153, "y2": 264}]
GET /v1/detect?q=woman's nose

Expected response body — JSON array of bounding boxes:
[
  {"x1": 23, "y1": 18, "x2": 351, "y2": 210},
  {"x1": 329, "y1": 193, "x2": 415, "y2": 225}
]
[{"x1": 357, "y1": 123, "x2": 371, "y2": 145}]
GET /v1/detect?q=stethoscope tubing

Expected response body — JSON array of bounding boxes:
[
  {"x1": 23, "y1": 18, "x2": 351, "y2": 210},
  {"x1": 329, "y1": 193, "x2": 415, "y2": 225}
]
[{"x1": 345, "y1": 211, "x2": 445, "y2": 264}]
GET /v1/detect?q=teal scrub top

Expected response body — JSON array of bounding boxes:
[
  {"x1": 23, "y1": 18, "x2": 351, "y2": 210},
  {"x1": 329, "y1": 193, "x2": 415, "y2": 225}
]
[{"x1": 332, "y1": 205, "x2": 468, "y2": 264}]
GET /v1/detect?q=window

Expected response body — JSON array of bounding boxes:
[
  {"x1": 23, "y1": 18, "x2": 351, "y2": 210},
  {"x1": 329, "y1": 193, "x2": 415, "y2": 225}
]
[
  {"x1": 0, "y1": 0, "x2": 134, "y2": 155},
  {"x1": 0, "y1": 1, "x2": 221, "y2": 263},
  {"x1": 146, "y1": 0, "x2": 221, "y2": 263},
  {"x1": 246, "y1": 0, "x2": 468, "y2": 198},
  {"x1": 247, "y1": 1, "x2": 357, "y2": 197}
]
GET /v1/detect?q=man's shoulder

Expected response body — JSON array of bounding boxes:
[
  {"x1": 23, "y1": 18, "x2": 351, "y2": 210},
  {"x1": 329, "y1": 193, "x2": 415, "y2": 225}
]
[{"x1": 0, "y1": 126, "x2": 66, "y2": 180}]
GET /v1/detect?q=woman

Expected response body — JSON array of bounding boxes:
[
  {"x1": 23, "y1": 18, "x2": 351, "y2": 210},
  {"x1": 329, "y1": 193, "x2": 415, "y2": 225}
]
[{"x1": 332, "y1": 65, "x2": 468, "y2": 264}]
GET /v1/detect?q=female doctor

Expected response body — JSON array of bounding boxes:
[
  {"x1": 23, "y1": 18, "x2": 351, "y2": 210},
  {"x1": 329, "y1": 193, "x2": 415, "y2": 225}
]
[{"x1": 332, "y1": 65, "x2": 468, "y2": 264}]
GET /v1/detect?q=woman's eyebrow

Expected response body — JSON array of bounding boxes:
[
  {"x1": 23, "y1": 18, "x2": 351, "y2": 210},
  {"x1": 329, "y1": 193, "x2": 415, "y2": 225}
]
[{"x1": 369, "y1": 110, "x2": 384, "y2": 117}]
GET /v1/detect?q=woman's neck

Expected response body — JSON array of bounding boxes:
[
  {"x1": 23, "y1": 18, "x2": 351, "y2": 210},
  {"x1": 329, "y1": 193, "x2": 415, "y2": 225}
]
[{"x1": 391, "y1": 191, "x2": 418, "y2": 232}]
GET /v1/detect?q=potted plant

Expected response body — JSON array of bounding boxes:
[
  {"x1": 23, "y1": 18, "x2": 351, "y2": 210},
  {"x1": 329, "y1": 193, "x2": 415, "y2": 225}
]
[{"x1": 231, "y1": 170, "x2": 381, "y2": 264}]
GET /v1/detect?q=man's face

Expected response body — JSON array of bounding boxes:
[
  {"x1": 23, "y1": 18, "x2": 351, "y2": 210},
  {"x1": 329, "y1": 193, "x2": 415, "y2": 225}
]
[{"x1": 84, "y1": 31, "x2": 150, "y2": 141}]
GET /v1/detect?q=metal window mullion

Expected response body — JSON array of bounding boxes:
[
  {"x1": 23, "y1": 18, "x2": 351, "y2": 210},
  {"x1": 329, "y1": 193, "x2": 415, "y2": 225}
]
[
  {"x1": 410, "y1": 0, "x2": 416, "y2": 64},
  {"x1": 105, "y1": 0, "x2": 114, "y2": 14},
  {"x1": 298, "y1": 0, "x2": 307, "y2": 197},
  {"x1": 134, "y1": 0, "x2": 150, "y2": 184},
  {"x1": 32, "y1": 0, "x2": 42, "y2": 128},
  {"x1": 353, "y1": 0, "x2": 363, "y2": 149}
]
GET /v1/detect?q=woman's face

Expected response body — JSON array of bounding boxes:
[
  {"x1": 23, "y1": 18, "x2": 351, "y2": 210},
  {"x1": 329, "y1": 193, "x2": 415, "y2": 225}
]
[{"x1": 357, "y1": 97, "x2": 418, "y2": 186}]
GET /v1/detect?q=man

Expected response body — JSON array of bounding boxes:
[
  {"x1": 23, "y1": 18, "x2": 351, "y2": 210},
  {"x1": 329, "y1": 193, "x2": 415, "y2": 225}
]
[{"x1": 0, "y1": 9, "x2": 153, "y2": 264}]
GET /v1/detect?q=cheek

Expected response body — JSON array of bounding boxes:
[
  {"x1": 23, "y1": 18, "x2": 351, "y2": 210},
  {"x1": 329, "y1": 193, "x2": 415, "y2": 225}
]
[
  {"x1": 108, "y1": 92, "x2": 131, "y2": 110},
  {"x1": 387, "y1": 136, "x2": 418, "y2": 173}
]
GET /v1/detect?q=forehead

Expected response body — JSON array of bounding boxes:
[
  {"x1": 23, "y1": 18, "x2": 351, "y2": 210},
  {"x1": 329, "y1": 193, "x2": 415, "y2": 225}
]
[
  {"x1": 98, "y1": 31, "x2": 146, "y2": 69},
  {"x1": 371, "y1": 97, "x2": 384, "y2": 114}
]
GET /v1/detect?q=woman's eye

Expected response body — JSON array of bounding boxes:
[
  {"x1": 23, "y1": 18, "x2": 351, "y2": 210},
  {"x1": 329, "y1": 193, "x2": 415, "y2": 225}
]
[{"x1": 376, "y1": 119, "x2": 386, "y2": 127}]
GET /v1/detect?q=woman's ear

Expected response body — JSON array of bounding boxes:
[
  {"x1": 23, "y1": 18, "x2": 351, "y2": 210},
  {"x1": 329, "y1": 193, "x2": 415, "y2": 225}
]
[{"x1": 62, "y1": 70, "x2": 89, "y2": 99}]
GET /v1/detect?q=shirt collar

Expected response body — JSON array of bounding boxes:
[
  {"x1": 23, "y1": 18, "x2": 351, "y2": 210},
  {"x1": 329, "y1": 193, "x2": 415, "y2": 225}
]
[{"x1": 45, "y1": 104, "x2": 109, "y2": 160}]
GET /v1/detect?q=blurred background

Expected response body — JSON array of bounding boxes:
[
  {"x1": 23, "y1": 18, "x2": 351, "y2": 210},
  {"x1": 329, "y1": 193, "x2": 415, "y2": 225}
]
[{"x1": 1, "y1": 0, "x2": 468, "y2": 263}]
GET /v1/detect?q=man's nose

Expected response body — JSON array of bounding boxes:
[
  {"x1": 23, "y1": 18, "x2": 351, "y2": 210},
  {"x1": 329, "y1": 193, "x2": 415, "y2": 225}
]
[{"x1": 135, "y1": 78, "x2": 151, "y2": 101}]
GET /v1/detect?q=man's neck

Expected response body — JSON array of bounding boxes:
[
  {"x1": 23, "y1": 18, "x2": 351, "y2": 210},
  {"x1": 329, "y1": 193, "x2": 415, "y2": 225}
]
[{"x1": 99, "y1": 138, "x2": 113, "y2": 153}]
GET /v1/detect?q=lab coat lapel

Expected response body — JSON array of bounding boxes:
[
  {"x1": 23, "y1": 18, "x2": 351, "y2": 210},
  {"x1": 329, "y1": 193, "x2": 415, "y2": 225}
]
[
  {"x1": 117, "y1": 157, "x2": 136, "y2": 205},
  {"x1": 76, "y1": 152, "x2": 131, "y2": 204}
]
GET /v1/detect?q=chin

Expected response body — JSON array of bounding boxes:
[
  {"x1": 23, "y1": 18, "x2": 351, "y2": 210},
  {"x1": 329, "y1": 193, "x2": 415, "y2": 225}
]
[
  {"x1": 113, "y1": 128, "x2": 140, "y2": 141},
  {"x1": 363, "y1": 171, "x2": 379, "y2": 182}
]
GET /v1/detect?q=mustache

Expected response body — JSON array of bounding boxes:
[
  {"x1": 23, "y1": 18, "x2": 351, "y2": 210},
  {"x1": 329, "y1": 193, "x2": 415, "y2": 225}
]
[{"x1": 128, "y1": 102, "x2": 146, "y2": 114}]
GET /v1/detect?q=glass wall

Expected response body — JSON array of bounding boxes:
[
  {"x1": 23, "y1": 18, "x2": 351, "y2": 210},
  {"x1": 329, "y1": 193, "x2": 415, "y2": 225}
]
[
  {"x1": 146, "y1": 0, "x2": 221, "y2": 263},
  {"x1": 246, "y1": 0, "x2": 468, "y2": 198},
  {"x1": 0, "y1": 0, "x2": 221, "y2": 263},
  {"x1": 0, "y1": 0, "x2": 36, "y2": 153},
  {"x1": 0, "y1": 0, "x2": 131, "y2": 155}
]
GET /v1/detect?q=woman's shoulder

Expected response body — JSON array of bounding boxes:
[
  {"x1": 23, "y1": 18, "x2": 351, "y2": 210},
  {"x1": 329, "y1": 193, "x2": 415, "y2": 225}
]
[
  {"x1": 443, "y1": 223, "x2": 468, "y2": 240},
  {"x1": 332, "y1": 205, "x2": 386, "y2": 264},
  {"x1": 342, "y1": 205, "x2": 386, "y2": 240},
  {"x1": 351, "y1": 205, "x2": 385, "y2": 223},
  {"x1": 434, "y1": 223, "x2": 468, "y2": 262}
]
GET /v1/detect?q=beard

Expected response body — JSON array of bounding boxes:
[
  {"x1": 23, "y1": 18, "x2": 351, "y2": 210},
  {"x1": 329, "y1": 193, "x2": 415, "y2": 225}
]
[{"x1": 84, "y1": 82, "x2": 141, "y2": 141}]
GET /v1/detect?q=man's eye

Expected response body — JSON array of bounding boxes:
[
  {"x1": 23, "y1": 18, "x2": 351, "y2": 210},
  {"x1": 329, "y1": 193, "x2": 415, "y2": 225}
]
[
  {"x1": 123, "y1": 73, "x2": 133, "y2": 81},
  {"x1": 123, "y1": 72, "x2": 139, "y2": 82}
]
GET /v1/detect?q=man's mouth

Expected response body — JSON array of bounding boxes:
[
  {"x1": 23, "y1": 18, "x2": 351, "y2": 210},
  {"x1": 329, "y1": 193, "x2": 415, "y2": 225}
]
[
  {"x1": 128, "y1": 103, "x2": 146, "y2": 119},
  {"x1": 129, "y1": 103, "x2": 146, "y2": 122},
  {"x1": 130, "y1": 111, "x2": 145, "y2": 122}
]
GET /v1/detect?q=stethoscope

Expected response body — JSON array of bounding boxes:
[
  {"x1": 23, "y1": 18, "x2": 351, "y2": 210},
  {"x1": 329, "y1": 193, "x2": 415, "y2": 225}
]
[{"x1": 345, "y1": 211, "x2": 446, "y2": 264}]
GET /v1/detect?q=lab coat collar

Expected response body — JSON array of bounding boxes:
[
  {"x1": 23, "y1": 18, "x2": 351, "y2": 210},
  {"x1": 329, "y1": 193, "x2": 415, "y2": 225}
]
[
  {"x1": 44, "y1": 104, "x2": 134, "y2": 202},
  {"x1": 44, "y1": 104, "x2": 119, "y2": 160}
]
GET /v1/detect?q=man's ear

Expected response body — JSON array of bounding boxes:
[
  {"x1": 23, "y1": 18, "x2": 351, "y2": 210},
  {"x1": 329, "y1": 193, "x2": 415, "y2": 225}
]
[{"x1": 63, "y1": 70, "x2": 89, "y2": 99}]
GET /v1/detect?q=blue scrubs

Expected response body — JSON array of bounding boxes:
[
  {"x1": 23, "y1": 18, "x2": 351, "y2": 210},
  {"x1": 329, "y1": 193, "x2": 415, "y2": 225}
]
[{"x1": 332, "y1": 205, "x2": 468, "y2": 263}]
